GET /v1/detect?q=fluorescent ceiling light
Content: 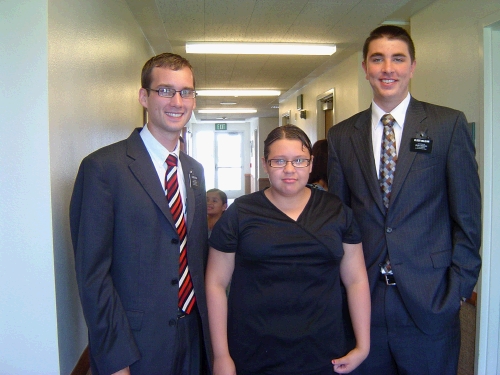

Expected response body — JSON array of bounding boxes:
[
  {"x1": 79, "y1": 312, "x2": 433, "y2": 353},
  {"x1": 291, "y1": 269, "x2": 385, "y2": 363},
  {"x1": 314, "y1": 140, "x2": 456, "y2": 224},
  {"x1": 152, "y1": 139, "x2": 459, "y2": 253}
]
[
  {"x1": 186, "y1": 42, "x2": 336, "y2": 56},
  {"x1": 197, "y1": 120, "x2": 248, "y2": 123},
  {"x1": 220, "y1": 102, "x2": 237, "y2": 105},
  {"x1": 381, "y1": 20, "x2": 410, "y2": 26},
  {"x1": 198, "y1": 109, "x2": 257, "y2": 114},
  {"x1": 196, "y1": 89, "x2": 281, "y2": 97}
]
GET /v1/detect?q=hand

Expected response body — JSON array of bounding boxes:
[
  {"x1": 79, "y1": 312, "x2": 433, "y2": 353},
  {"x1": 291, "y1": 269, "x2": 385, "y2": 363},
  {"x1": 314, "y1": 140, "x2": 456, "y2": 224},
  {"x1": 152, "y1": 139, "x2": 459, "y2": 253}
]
[
  {"x1": 111, "y1": 367, "x2": 131, "y2": 375},
  {"x1": 332, "y1": 347, "x2": 369, "y2": 374},
  {"x1": 213, "y1": 354, "x2": 237, "y2": 375}
]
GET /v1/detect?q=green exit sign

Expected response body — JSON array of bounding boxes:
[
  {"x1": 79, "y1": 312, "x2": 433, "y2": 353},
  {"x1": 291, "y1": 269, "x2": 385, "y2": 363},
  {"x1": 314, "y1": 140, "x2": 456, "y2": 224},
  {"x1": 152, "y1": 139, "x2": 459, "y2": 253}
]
[{"x1": 215, "y1": 123, "x2": 227, "y2": 130}]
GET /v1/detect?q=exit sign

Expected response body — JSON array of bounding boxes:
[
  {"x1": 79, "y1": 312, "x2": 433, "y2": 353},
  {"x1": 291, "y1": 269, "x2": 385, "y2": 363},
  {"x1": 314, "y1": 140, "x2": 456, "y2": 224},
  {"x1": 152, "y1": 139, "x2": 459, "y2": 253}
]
[{"x1": 215, "y1": 123, "x2": 227, "y2": 130}]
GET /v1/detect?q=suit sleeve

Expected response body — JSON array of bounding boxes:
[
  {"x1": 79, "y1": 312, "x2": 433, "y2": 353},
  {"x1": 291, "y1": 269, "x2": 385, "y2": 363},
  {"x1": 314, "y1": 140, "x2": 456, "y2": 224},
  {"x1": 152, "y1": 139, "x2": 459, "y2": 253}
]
[
  {"x1": 327, "y1": 126, "x2": 350, "y2": 204},
  {"x1": 446, "y1": 112, "x2": 481, "y2": 299},
  {"x1": 70, "y1": 156, "x2": 140, "y2": 374}
]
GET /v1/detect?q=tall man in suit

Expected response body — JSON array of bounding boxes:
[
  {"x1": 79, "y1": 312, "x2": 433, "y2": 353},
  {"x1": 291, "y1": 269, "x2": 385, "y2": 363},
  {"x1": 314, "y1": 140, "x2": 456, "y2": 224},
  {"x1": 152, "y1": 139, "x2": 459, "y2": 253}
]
[
  {"x1": 70, "y1": 53, "x2": 211, "y2": 375},
  {"x1": 327, "y1": 26, "x2": 481, "y2": 374}
]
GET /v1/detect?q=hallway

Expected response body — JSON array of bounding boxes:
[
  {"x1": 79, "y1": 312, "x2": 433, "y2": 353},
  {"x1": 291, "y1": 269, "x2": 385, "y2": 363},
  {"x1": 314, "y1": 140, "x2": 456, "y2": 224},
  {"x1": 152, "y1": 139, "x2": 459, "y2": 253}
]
[{"x1": 1, "y1": 0, "x2": 500, "y2": 374}]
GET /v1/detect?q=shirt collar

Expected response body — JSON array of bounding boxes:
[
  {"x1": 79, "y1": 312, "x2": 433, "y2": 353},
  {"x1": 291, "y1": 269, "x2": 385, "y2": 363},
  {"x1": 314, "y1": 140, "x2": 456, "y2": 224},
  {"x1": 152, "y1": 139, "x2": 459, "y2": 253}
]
[
  {"x1": 371, "y1": 93, "x2": 411, "y2": 130},
  {"x1": 141, "y1": 124, "x2": 181, "y2": 162}
]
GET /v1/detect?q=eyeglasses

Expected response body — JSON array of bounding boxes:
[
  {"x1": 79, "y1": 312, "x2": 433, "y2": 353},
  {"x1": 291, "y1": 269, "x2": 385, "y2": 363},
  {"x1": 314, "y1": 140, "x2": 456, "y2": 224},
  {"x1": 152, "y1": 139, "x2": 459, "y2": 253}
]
[
  {"x1": 267, "y1": 158, "x2": 311, "y2": 168},
  {"x1": 147, "y1": 87, "x2": 196, "y2": 99}
]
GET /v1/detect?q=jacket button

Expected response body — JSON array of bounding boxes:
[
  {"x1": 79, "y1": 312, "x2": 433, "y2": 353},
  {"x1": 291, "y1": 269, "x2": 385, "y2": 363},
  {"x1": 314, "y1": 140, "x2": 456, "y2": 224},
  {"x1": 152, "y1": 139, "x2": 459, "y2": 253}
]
[
  {"x1": 386, "y1": 227, "x2": 393, "y2": 233},
  {"x1": 171, "y1": 278, "x2": 178, "y2": 285},
  {"x1": 169, "y1": 319, "x2": 177, "y2": 326},
  {"x1": 171, "y1": 238, "x2": 179, "y2": 244}
]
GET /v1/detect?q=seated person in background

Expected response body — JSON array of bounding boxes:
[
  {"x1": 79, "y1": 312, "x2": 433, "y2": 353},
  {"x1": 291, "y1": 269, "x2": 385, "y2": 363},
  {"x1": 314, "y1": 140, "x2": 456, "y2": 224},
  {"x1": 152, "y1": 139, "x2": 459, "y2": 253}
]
[
  {"x1": 207, "y1": 188, "x2": 228, "y2": 237},
  {"x1": 307, "y1": 139, "x2": 328, "y2": 190},
  {"x1": 206, "y1": 125, "x2": 370, "y2": 375}
]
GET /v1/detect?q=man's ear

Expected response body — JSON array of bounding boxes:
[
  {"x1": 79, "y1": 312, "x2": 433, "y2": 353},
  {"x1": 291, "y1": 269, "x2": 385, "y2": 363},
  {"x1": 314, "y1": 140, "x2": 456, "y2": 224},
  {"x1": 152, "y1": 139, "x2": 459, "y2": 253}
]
[
  {"x1": 138, "y1": 88, "x2": 149, "y2": 108},
  {"x1": 362, "y1": 60, "x2": 368, "y2": 80}
]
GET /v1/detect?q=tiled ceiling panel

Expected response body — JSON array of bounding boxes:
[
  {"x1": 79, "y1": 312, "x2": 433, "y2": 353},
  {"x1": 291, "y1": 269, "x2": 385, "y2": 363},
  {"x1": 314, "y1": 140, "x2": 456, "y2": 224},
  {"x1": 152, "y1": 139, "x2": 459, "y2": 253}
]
[{"x1": 126, "y1": 0, "x2": 436, "y2": 120}]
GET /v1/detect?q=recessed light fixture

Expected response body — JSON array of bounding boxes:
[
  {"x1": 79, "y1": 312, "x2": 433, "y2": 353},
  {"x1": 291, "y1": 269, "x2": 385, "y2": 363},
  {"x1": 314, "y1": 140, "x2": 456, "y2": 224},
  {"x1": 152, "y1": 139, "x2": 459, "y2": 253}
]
[
  {"x1": 220, "y1": 102, "x2": 237, "y2": 105},
  {"x1": 271, "y1": 105, "x2": 279, "y2": 109},
  {"x1": 198, "y1": 109, "x2": 257, "y2": 114},
  {"x1": 196, "y1": 89, "x2": 281, "y2": 97},
  {"x1": 186, "y1": 42, "x2": 336, "y2": 56}
]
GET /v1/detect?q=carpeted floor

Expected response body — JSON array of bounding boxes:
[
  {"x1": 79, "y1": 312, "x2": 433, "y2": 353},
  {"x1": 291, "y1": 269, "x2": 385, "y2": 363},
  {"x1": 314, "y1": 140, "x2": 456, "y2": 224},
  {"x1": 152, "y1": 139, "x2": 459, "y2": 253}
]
[{"x1": 458, "y1": 301, "x2": 477, "y2": 375}]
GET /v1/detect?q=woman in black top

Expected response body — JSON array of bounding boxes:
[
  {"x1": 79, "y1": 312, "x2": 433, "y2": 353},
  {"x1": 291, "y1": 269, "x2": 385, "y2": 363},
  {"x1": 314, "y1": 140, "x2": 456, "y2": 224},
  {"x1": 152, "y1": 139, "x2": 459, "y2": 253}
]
[{"x1": 206, "y1": 125, "x2": 370, "y2": 375}]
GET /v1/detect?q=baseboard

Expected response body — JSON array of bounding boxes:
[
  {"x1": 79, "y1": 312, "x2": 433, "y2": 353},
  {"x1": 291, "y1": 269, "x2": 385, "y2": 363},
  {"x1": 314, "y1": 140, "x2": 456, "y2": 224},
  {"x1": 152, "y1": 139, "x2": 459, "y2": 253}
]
[
  {"x1": 71, "y1": 345, "x2": 90, "y2": 375},
  {"x1": 465, "y1": 291, "x2": 477, "y2": 306}
]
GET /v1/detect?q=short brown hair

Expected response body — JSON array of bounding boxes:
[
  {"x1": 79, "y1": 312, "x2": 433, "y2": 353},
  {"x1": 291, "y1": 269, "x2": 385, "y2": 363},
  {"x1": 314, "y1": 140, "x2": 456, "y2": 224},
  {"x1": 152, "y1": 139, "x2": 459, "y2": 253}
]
[
  {"x1": 363, "y1": 25, "x2": 415, "y2": 62},
  {"x1": 263, "y1": 125, "x2": 312, "y2": 160},
  {"x1": 141, "y1": 53, "x2": 195, "y2": 90}
]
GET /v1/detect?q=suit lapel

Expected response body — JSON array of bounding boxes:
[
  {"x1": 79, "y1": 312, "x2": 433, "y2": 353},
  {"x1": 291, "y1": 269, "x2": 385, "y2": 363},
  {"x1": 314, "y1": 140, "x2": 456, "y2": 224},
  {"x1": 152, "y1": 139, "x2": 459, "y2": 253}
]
[
  {"x1": 180, "y1": 153, "x2": 196, "y2": 233},
  {"x1": 390, "y1": 98, "x2": 427, "y2": 204},
  {"x1": 126, "y1": 128, "x2": 176, "y2": 228},
  {"x1": 351, "y1": 108, "x2": 386, "y2": 214}
]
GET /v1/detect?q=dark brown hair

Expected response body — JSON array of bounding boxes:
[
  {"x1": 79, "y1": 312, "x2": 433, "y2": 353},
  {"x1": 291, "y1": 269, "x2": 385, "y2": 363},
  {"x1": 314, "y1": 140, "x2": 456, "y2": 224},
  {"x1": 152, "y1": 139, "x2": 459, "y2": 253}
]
[
  {"x1": 207, "y1": 188, "x2": 227, "y2": 206},
  {"x1": 141, "y1": 53, "x2": 195, "y2": 90},
  {"x1": 363, "y1": 25, "x2": 415, "y2": 62},
  {"x1": 263, "y1": 125, "x2": 312, "y2": 160},
  {"x1": 307, "y1": 139, "x2": 328, "y2": 185}
]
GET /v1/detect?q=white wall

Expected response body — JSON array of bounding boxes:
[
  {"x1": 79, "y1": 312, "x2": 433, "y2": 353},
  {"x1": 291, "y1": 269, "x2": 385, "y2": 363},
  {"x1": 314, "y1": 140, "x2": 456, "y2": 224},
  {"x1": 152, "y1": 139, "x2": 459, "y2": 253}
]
[
  {"x1": 256, "y1": 117, "x2": 280, "y2": 180},
  {"x1": 0, "y1": 1, "x2": 59, "y2": 374},
  {"x1": 279, "y1": 52, "x2": 372, "y2": 143},
  {"x1": 48, "y1": 0, "x2": 152, "y2": 372},
  {"x1": 0, "y1": 0, "x2": 152, "y2": 373}
]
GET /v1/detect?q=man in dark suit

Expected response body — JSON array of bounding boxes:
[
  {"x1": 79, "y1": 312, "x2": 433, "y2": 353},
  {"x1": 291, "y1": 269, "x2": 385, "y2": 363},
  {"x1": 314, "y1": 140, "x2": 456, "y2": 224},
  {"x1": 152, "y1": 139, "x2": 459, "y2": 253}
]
[
  {"x1": 327, "y1": 26, "x2": 481, "y2": 374},
  {"x1": 70, "y1": 53, "x2": 211, "y2": 375}
]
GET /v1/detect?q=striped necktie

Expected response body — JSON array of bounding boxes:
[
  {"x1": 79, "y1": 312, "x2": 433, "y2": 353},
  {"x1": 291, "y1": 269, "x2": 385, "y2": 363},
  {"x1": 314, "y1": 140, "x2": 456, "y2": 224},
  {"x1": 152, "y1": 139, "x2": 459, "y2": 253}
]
[
  {"x1": 379, "y1": 113, "x2": 398, "y2": 209},
  {"x1": 165, "y1": 154, "x2": 196, "y2": 314}
]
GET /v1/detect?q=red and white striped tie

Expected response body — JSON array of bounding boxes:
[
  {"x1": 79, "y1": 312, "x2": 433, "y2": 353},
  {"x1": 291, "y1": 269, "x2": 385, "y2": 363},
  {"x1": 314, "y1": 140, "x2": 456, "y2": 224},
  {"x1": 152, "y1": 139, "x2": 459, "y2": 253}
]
[{"x1": 165, "y1": 154, "x2": 196, "y2": 314}]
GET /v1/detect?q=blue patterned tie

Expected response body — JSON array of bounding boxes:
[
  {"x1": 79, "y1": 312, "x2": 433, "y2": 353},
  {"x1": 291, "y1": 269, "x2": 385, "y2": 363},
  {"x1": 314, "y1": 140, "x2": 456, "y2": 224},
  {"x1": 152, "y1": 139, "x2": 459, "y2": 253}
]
[{"x1": 379, "y1": 114, "x2": 397, "y2": 209}]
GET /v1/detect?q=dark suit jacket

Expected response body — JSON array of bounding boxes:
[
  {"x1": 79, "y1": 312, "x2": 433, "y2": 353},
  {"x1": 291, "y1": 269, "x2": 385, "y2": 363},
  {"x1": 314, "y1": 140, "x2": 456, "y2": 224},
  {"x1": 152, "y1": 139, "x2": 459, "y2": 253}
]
[
  {"x1": 327, "y1": 97, "x2": 481, "y2": 335},
  {"x1": 70, "y1": 128, "x2": 211, "y2": 375}
]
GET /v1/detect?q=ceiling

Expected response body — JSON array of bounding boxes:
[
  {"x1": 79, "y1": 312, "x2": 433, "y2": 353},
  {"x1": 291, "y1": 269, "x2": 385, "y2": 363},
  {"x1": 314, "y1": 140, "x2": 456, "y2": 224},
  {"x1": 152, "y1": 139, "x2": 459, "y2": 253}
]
[{"x1": 125, "y1": 0, "x2": 435, "y2": 121}]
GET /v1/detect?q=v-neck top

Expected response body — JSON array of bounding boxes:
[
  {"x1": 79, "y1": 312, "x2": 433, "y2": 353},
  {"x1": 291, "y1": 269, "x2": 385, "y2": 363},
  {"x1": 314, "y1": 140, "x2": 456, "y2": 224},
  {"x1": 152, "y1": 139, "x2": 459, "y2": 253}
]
[{"x1": 209, "y1": 188, "x2": 361, "y2": 375}]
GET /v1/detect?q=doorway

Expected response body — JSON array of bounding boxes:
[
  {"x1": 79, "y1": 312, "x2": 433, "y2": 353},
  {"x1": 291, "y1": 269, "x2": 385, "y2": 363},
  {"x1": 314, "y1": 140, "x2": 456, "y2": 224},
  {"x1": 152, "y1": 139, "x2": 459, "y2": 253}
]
[
  {"x1": 193, "y1": 129, "x2": 245, "y2": 200},
  {"x1": 316, "y1": 89, "x2": 335, "y2": 138},
  {"x1": 214, "y1": 132, "x2": 244, "y2": 199}
]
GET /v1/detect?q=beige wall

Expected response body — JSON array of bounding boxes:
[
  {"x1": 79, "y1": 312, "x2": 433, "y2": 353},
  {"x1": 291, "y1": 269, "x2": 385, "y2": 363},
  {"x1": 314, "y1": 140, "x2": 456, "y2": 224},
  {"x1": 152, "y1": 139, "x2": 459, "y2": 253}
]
[
  {"x1": 279, "y1": 52, "x2": 372, "y2": 143},
  {"x1": 410, "y1": 0, "x2": 500, "y2": 179},
  {"x1": 48, "y1": 0, "x2": 152, "y2": 372},
  {"x1": 411, "y1": 0, "x2": 500, "y2": 123}
]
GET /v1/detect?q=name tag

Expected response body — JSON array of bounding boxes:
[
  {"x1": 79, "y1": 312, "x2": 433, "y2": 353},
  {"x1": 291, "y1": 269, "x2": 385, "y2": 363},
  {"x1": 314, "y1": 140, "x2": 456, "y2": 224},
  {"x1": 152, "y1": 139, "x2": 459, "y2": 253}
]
[
  {"x1": 189, "y1": 171, "x2": 199, "y2": 188},
  {"x1": 410, "y1": 138, "x2": 433, "y2": 153}
]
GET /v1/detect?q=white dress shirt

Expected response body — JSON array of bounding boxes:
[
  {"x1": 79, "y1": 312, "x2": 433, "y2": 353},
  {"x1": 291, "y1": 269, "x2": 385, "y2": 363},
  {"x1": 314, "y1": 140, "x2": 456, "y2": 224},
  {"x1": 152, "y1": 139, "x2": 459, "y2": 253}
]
[
  {"x1": 371, "y1": 93, "x2": 411, "y2": 177},
  {"x1": 140, "y1": 124, "x2": 187, "y2": 217}
]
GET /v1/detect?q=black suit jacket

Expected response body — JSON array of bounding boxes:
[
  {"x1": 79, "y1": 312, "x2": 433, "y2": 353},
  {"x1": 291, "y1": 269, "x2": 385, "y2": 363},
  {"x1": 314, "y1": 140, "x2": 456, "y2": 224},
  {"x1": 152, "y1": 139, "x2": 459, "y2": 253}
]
[
  {"x1": 327, "y1": 97, "x2": 481, "y2": 334},
  {"x1": 70, "y1": 128, "x2": 211, "y2": 374}
]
